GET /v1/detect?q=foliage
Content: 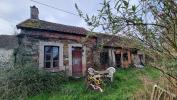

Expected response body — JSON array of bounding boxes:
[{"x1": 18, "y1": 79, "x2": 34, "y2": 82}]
[
  {"x1": 0, "y1": 33, "x2": 70, "y2": 99},
  {"x1": 28, "y1": 67, "x2": 160, "y2": 100},
  {"x1": 76, "y1": 0, "x2": 177, "y2": 58},
  {"x1": 0, "y1": 65, "x2": 65, "y2": 100},
  {"x1": 75, "y1": 0, "x2": 177, "y2": 85}
]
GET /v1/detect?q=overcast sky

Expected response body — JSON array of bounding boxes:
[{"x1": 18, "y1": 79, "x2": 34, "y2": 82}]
[{"x1": 0, "y1": 0, "x2": 138, "y2": 35}]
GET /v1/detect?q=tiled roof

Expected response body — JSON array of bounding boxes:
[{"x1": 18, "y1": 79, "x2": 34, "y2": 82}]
[
  {"x1": 16, "y1": 19, "x2": 139, "y2": 48},
  {"x1": 17, "y1": 19, "x2": 88, "y2": 35},
  {"x1": 95, "y1": 33, "x2": 139, "y2": 48},
  {"x1": 0, "y1": 35, "x2": 18, "y2": 49}
]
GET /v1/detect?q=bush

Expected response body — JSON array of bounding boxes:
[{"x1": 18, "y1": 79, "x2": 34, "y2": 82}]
[{"x1": 0, "y1": 66, "x2": 66, "y2": 100}]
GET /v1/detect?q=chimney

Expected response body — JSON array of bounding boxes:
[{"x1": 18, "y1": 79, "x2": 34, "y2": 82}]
[{"x1": 30, "y1": 6, "x2": 39, "y2": 19}]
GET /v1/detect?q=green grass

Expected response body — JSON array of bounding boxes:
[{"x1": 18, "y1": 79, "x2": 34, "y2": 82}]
[{"x1": 28, "y1": 67, "x2": 160, "y2": 100}]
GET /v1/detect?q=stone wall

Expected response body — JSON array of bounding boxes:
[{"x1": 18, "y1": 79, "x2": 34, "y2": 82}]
[
  {"x1": 17, "y1": 29, "x2": 96, "y2": 75},
  {"x1": 0, "y1": 49, "x2": 13, "y2": 67}
]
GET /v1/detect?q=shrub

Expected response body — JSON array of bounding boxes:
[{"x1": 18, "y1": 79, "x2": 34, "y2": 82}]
[{"x1": 0, "y1": 66, "x2": 66, "y2": 100}]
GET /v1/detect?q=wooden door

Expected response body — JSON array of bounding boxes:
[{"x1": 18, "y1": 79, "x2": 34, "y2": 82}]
[{"x1": 72, "y1": 47, "x2": 82, "y2": 76}]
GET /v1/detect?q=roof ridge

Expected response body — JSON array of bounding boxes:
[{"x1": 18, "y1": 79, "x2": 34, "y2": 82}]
[
  {"x1": 37, "y1": 19, "x2": 87, "y2": 30},
  {"x1": 16, "y1": 19, "x2": 88, "y2": 35}
]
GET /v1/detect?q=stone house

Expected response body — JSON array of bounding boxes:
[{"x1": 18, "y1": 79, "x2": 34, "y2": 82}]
[{"x1": 16, "y1": 6, "x2": 145, "y2": 77}]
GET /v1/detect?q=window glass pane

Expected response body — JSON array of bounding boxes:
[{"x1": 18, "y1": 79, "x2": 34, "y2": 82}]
[
  {"x1": 45, "y1": 62, "x2": 51, "y2": 68},
  {"x1": 44, "y1": 46, "x2": 60, "y2": 68},
  {"x1": 53, "y1": 61, "x2": 59, "y2": 68},
  {"x1": 45, "y1": 54, "x2": 51, "y2": 61},
  {"x1": 53, "y1": 47, "x2": 59, "y2": 60},
  {"x1": 45, "y1": 46, "x2": 52, "y2": 53}
]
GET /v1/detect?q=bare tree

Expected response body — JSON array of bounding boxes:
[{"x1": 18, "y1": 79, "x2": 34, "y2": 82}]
[{"x1": 75, "y1": 0, "x2": 177, "y2": 90}]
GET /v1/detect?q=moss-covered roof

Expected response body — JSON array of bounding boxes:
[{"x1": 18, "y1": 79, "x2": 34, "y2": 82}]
[
  {"x1": 94, "y1": 33, "x2": 140, "y2": 49},
  {"x1": 16, "y1": 19, "x2": 140, "y2": 49},
  {"x1": 17, "y1": 19, "x2": 88, "y2": 35}
]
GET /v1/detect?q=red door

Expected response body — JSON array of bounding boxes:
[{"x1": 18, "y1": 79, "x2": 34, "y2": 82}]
[{"x1": 72, "y1": 47, "x2": 82, "y2": 76}]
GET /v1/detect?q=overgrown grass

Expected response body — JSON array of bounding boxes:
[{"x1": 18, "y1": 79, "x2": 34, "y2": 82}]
[
  {"x1": 0, "y1": 66, "x2": 66, "y2": 100},
  {"x1": 28, "y1": 66, "x2": 160, "y2": 100}
]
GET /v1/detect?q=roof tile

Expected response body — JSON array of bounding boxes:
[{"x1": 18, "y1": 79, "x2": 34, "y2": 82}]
[{"x1": 17, "y1": 19, "x2": 88, "y2": 35}]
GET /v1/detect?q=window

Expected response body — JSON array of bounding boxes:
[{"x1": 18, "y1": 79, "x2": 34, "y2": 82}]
[
  {"x1": 100, "y1": 52, "x2": 109, "y2": 65},
  {"x1": 44, "y1": 46, "x2": 59, "y2": 68},
  {"x1": 123, "y1": 52, "x2": 128, "y2": 61}
]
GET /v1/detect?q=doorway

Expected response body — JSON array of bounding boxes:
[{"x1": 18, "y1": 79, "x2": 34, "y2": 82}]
[
  {"x1": 72, "y1": 47, "x2": 82, "y2": 76},
  {"x1": 115, "y1": 53, "x2": 121, "y2": 68}
]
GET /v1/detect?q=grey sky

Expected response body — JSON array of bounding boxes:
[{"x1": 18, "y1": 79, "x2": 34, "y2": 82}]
[{"x1": 0, "y1": 0, "x2": 138, "y2": 35}]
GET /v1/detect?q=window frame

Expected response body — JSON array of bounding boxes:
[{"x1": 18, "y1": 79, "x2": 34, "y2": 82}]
[
  {"x1": 39, "y1": 42, "x2": 63, "y2": 70},
  {"x1": 44, "y1": 46, "x2": 59, "y2": 68}
]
